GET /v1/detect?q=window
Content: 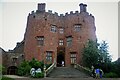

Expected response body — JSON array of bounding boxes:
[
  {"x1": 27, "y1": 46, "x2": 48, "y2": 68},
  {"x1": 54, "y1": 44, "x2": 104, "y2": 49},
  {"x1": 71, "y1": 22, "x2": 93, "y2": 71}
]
[
  {"x1": 59, "y1": 28, "x2": 64, "y2": 34},
  {"x1": 51, "y1": 25, "x2": 57, "y2": 32},
  {"x1": 46, "y1": 51, "x2": 52, "y2": 62},
  {"x1": 12, "y1": 57, "x2": 17, "y2": 63},
  {"x1": 36, "y1": 36, "x2": 44, "y2": 46},
  {"x1": 70, "y1": 52, "x2": 77, "y2": 64},
  {"x1": 59, "y1": 40, "x2": 64, "y2": 45},
  {"x1": 74, "y1": 24, "x2": 81, "y2": 32},
  {"x1": 67, "y1": 36, "x2": 72, "y2": 46}
]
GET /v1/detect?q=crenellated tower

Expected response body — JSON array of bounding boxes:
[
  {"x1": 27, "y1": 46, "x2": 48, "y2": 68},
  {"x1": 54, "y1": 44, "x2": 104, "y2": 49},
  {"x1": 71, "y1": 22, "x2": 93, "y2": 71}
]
[{"x1": 24, "y1": 3, "x2": 96, "y2": 67}]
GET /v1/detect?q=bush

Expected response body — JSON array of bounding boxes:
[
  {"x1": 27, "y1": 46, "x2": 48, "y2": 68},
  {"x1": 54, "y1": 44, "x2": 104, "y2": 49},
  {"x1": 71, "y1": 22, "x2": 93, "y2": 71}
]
[
  {"x1": 104, "y1": 72, "x2": 119, "y2": 78},
  {"x1": 33, "y1": 72, "x2": 44, "y2": 78},
  {"x1": 0, "y1": 65, "x2": 6, "y2": 74},
  {"x1": 17, "y1": 60, "x2": 31, "y2": 76},
  {"x1": 29, "y1": 58, "x2": 44, "y2": 71},
  {"x1": 17, "y1": 67, "x2": 25, "y2": 76},
  {"x1": 17, "y1": 58, "x2": 45, "y2": 77}
]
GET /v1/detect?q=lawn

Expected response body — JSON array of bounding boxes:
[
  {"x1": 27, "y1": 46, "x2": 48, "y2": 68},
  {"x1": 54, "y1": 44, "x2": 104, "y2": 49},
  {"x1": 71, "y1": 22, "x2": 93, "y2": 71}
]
[{"x1": 1, "y1": 76, "x2": 15, "y2": 80}]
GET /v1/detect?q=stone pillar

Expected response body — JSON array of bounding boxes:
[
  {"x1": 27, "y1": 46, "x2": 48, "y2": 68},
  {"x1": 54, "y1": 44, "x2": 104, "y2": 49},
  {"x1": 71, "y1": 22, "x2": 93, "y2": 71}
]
[{"x1": 38, "y1": 3, "x2": 46, "y2": 12}]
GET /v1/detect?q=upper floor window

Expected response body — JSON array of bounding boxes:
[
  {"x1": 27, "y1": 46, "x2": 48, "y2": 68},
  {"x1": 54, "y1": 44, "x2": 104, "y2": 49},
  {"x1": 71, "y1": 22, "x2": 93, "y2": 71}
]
[
  {"x1": 51, "y1": 25, "x2": 57, "y2": 32},
  {"x1": 74, "y1": 24, "x2": 81, "y2": 32},
  {"x1": 59, "y1": 39, "x2": 64, "y2": 46},
  {"x1": 67, "y1": 36, "x2": 72, "y2": 46},
  {"x1": 12, "y1": 57, "x2": 17, "y2": 63},
  {"x1": 59, "y1": 28, "x2": 64, "y2": 34},
  {"x1": 36, "y1": 36, "x2": 44, "y2": 46}
]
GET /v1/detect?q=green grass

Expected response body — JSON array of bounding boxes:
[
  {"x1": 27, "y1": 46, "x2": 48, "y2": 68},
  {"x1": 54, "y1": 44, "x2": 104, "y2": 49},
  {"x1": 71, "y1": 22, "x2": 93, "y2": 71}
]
[{"x1": 1, "y1": 76, "x2": 15, "y2": 80}]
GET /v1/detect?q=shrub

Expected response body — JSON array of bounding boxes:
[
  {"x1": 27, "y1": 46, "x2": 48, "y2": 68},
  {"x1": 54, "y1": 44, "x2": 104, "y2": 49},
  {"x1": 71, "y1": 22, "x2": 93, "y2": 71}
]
[
  {"x1": 33, "y1": 72, "x2": 44, "y2": 78},
  {"x1": 0, "y1": 65, "x2": 6, "y2": 74},
  {"x1": 104, "y1": 72, "x2": 119, "y2": 78},
  {"x1": 17, "y1": 58, "x2": 47, "y2": 78},
  {"x1": 29, "y1": 58, "x2": 44, "y2": 71},
  {"x1": 17, "y1": 60, "x2": 31, "y2": 76},
  {"x1": 17, "y1": 67, "x2": 25, "y2": 76}
]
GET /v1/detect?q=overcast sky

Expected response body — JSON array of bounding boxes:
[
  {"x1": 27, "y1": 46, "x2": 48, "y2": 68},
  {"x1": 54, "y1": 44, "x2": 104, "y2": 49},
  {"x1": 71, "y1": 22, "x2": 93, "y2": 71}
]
[{"x1": 0, "y1": 1, "x2": 118, "y2": 61}]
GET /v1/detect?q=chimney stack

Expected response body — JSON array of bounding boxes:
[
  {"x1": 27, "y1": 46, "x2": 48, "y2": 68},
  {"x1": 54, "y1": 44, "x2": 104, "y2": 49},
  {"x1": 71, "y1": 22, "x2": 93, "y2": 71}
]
[
  {"x1": 83, "y1": 4, "x2": 87, "y2": 12},
  {"x1": 79, "y1": 3, "x2": 87, "y2": 12},
  {"x1": 38, "y1": 3, "x2": 46, "y2": 12}
]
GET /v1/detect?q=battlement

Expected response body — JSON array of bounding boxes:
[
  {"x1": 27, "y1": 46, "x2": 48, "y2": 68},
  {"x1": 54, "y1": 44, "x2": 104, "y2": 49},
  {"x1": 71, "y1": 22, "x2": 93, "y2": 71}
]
[{"x1": 28, "y1": 3, "x2": 94, "y2": 19}]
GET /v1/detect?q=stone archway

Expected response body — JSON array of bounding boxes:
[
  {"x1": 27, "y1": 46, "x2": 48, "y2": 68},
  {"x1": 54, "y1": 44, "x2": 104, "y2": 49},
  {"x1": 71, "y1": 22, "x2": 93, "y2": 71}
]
[{"x1": 7, "y1": 66, "x2": 18, "y2": 75}]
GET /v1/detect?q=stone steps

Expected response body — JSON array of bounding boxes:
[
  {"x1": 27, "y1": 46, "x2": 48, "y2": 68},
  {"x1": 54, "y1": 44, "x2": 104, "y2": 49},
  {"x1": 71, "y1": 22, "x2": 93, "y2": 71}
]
[{"x1": 47, "y1": 67, "x2": 89, "y2": 78}]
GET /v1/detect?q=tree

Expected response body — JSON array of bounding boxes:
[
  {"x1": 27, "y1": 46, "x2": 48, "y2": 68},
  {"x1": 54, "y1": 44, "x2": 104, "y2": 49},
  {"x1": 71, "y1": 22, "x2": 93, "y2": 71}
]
[
  {"x1": 82, "y1": 40, "x2": 99, "y2": 68},
  {"x1": 82, "y1": 40, "x2": 112, "y2": 69},
  {"x1": 98, "y1": 41, "x2": 112, "y2": 63}
]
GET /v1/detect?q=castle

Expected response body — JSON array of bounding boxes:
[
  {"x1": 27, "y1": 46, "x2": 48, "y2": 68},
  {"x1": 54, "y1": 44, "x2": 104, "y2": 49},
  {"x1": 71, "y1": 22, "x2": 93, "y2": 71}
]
[
  {"x1": 24, "y1": 3, "x2": 96, "y2": 67},
  {"x1": 1, "y1": 3, "x2": 96, "y2": 75}
]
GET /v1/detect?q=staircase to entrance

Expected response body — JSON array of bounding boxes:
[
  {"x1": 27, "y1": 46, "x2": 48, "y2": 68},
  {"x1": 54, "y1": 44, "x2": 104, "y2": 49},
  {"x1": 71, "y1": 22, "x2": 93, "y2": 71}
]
[{"x1": 47, "y1": 67, "x2": 89, "y2": 78}]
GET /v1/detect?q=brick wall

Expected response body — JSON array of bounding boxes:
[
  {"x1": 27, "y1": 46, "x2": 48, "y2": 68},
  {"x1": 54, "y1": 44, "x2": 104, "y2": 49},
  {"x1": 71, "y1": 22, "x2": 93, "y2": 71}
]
[{"x1": 24, "y1": 3, "x2": 96, "y2": 67}]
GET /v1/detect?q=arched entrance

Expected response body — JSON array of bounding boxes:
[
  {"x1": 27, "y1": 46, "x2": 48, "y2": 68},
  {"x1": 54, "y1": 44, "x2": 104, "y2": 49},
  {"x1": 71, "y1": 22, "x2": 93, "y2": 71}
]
[
  {"x1": 7, "y1": 66, "x2": 18, "y2": 75},
  {"x1": 57, "y1": 51, "x2": 65, "y2": 67}
]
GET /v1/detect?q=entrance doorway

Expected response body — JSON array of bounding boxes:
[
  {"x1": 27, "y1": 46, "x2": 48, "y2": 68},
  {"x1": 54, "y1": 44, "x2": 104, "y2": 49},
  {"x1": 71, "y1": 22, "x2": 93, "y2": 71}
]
[
  {"x1": 57, "y1": 51, "x2": 65, "y2": 67},
  {"x1": 7, "y1": 66, "x2": 18, "y2": 75}
]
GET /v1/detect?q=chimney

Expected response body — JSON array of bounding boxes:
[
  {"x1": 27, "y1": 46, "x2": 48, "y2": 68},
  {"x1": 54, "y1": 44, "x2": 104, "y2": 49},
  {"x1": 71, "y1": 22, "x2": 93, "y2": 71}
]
[
  {"x1": 79, "y1": 3, "x2": 87, "y2": 12},
  {"x1": 38, "y1": 3, "x2": 46, "y2": 12},
  {"x1": 79, "y1": 3, "x2": 84, "y2": 12},
  {"x1": 83, "y1": 4, "x2": 87, "y2": 12}
]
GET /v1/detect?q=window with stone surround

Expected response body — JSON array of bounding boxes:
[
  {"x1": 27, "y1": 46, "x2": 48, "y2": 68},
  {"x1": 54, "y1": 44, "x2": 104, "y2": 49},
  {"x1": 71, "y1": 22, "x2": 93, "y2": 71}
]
[
  {"x1": 51, "y1": 25, "x2": 57, "y2": 32},
  {"x1": 36, "y1": 36, "x2": 44, "y2": 46},
  {"x1": 67, "y1": 36, "x2": 72, "y2": 46},
  {"x1": 46, "y1": 51, "x2": 52, "y2": 62},
  {"x1": 59, "y1": 39, "x2": 64, "y2": 46},
  {"x1": 59, "y1": 28, "x2": 64, "y2": 34},
  {"x1": 70, "y1": 52, "x2": 77, "y2": 64},
  {"x1": 12, "y1": 57, "x2": 17, "y2": 63},
  {"x1": 74, "y1": 24, "x2": 81, "y2": 32}
]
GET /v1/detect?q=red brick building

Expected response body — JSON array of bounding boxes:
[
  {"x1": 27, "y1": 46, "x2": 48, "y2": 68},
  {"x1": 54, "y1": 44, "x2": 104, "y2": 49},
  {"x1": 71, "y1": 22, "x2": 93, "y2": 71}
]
[{"x1": 24, "y1": 3, "x2": 96, "y2": 67}]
